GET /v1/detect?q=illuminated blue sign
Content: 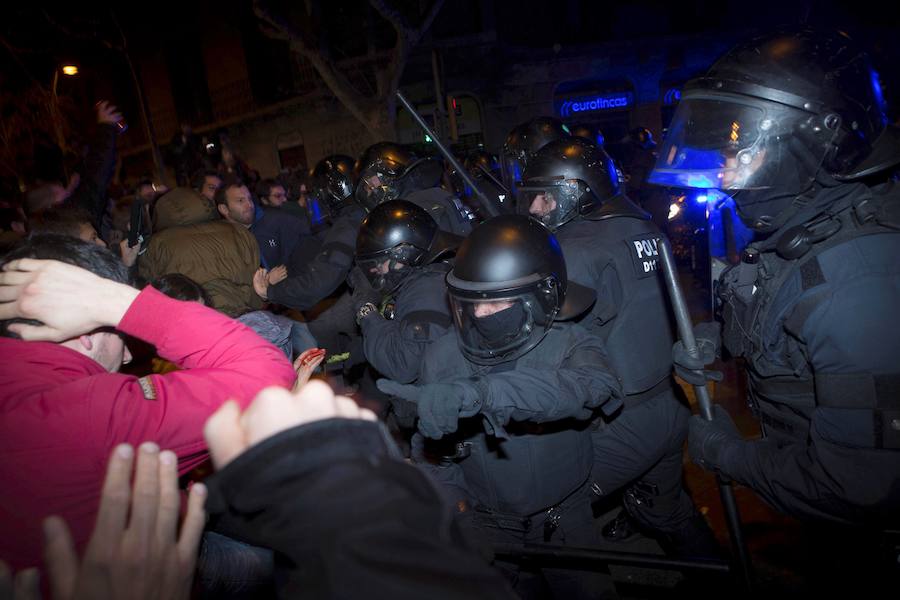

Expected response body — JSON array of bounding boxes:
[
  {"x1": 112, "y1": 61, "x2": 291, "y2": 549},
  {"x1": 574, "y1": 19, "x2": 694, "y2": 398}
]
[{"x1": 556, "y1": 92, "x2": 633, "y2": 117}]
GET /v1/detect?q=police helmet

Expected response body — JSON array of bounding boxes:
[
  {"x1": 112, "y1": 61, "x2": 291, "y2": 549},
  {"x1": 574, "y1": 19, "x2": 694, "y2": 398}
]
[
  {"x1": 649, "y1": 28, "x2": 900, "y2": 231},
  {"x1": 501, "y1": 117, "x2": 572, "y2": 198},
  {"x1": 465, "y1": 150, "x2": 501, "y2": 179},
  {"x1": 517, "y1": 137, "x2": 620, "y2": 230},
  {"x1": 311, "y1": 154, "x2": 355, "y2": 216},
  {"x1": 571, "y1": 125, "x2": 606, "y2": 147},
  {"x1": 446, "y1": 215, "x2": 595, "y2": 365},
  {"x1": 355, "y1": 199, "x2": 461, "y2": 292},
  {"x1": 354, "y1": 142, "x2": 415, "y2": 211}
]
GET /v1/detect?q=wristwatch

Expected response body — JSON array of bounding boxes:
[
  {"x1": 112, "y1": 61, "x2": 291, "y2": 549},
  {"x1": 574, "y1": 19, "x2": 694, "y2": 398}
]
[{"x1": 356, "y1": 302, "x2": 378, "y2": 325}]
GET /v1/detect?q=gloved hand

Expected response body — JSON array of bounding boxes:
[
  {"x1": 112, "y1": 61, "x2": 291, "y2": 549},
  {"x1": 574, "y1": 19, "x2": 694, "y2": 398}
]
[
  {"x1": 376, "y1": 379, "x2": 482, "y2": 440},
  {"x1": 347, "y1": 266, "x2": 381, "y2": 313},
  {"x1": 688, "y1": 405, "x2": 742, "y2": 473},
  {"x1": 672, "y1": 321, "x2": 723, "y2": 386}
]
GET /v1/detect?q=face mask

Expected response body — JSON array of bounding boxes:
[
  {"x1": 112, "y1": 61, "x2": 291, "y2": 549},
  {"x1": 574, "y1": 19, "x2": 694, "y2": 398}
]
[{"x1": 472, "y1": 303, "x2": 526, "y2": 348}]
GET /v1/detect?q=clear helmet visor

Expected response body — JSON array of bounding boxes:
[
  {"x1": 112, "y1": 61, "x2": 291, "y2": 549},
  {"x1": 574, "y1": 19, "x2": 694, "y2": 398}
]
[
  {"x1": 515, "y1": 179, "x2": 582, "y2": 231},
  {"x1": 449, "y1": 289, "x2": 558, "y2": 365},
  {"x1": 356, "y1": 245, "x2": 416, "y2": 292},
  {"x1": 354, "y1": 168, "x2": 395, "y2": 210},
  {"x1": 648, "y1": 95, "x2": 830, "y2": 195}
]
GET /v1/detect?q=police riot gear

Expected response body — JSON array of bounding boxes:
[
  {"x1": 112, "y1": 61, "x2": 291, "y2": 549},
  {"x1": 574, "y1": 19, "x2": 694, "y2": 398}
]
[
  {"x1": 354, "y1": 142, "x2": 415, "y2": 211},
  {"x1": 520, "y1": 137, "x2": 718, "y2": 556},
  {"x1": 404, "y1": 315, "x2": 622, "y2": 596},
  {"x1": 501, "y1": 116, "x2": 571, "y2": 199},
  {"x1": 311, "y1": 154, "x2": 355, "y2": 217},
  {"x1": 668, "y1": 33, "x2": 900, "y2": 562},
  {"x1": 517, "y1": 137, "x2": 621, "y2": 230},
  {"x1": 446, "y1": 215, "x2": 595, "y2": 365},
  {"x1": 650, "y1": 29, "x2": 900, "y2": 232},
  {"x1": 355, "y1": 200, "x2": 460, "y2": 293},
  {"x1": 712, "y1": 183, "x2": 900, "y2": 525}
]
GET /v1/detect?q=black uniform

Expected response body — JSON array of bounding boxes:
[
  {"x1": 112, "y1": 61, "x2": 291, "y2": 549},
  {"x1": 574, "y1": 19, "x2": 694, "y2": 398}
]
[
  {"x1": 557, "y1": 202, "x2": 703, "y2": 528},
  {"x1": 390, "y1": 161, "x2": 470, "y2": 237},
  {"x1": 403, "y1": 187, "x2": 473, "y2": 237},
  {"x1": 414, "y1": 325, "x2": 622, "y2": 598},
  {"x1": 519, "y1": 134, "x2": 712, "y2": 553},
  {"x1": 716, "y1": 182, "x2": 900, "y2": 523},
  {"x1": 377, "y1": 215, "x2": 623, "y2": 598},
  {"x1": 359, "y1": 262, "x2": 453, "y2": 383},
  {"x1": 656, "y1": 28, "x2": 900, "y2": 589},
  {"x1": 268, "y1": 204, "x2": 366, "y2": 311}
]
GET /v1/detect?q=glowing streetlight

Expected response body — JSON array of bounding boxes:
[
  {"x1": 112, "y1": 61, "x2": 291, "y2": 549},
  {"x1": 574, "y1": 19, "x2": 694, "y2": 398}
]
[{"x1": 61, "y1": 65, "x2": 79, "y2": 76}]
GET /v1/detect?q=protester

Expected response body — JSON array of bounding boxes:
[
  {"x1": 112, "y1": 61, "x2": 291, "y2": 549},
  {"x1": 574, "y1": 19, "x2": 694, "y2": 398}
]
[{"x1": 0, "y1": 235, "x2": 295, "y2": 570}]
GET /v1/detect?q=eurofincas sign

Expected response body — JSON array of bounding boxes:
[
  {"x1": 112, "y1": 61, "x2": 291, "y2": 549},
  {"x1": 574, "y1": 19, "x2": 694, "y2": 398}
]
[{"x1": 556, "y1": 92, "x2": 633, "y2": 117}]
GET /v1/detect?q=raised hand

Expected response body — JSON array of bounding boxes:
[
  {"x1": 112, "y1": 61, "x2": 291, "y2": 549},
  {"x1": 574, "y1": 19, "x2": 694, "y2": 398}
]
[{"x1": 42, "y1": 443, "x2": 206, "y2": 600}]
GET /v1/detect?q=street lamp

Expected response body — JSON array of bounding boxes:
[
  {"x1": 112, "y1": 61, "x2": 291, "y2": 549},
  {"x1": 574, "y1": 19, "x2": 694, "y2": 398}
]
[{"x1": 50, "y1": 63, "x2": 80, "y2": 158}]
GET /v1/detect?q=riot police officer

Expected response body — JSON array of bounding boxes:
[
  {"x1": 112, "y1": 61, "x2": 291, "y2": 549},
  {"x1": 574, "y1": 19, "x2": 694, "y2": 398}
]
[
  {"x1": 519, "y1": 136, "x2": 719, "y2": 557},
  {"x1": 256, "y1": 154, "x2": 366, "y2": 311},
  {"x1": 378, "y1": 215, "x2": 623, "y2": 598},
  {"x1": 352, "y1": 199, "x2": 461, "y2": 384},
  {"x1": 355, "y1": 142, "x2": 473, "y2": 236},
  {"x1": 652, "y1": 28, "x2": 900, "y2": 586},
  {"x1": 500, "y1": 116, "x2": 571, "y2": 199}
]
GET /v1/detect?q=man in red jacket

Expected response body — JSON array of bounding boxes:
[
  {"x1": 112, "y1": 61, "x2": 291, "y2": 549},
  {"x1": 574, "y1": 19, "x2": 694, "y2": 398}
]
[{"x1": 0, "y1": 234, "x2": 296, "y2": 570}]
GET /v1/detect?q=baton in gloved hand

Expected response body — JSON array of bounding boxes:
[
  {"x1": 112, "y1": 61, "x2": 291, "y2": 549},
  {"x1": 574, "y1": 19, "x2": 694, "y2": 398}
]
[{"x1": 656, "y1": 235, "x2": 754, "y2": 591}]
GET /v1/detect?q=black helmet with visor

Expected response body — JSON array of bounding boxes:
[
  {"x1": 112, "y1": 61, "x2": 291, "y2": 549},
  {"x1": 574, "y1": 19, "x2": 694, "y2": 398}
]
[
  {"x1": 355, "y1": 199, "x2": 460, "y2": 293},
  {"x1": 648, "y1": 29, "x2": 899, "y2": 231},
  {"x1": 446, "y1": 215, "x2": 594, "y2": 365},
  {"x1": 517, "y1": 137, "x2": 620, "y2": 231}
]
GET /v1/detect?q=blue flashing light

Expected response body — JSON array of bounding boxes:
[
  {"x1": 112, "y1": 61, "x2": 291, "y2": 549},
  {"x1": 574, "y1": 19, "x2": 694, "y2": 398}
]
[
  {"x1": 309, "y1": 198, "x2": 325, "y2": 226},
  {"x1": 556, "y1": 91, "x2": 633, "y2": 118},
  {"x1": 870, "y1": 69, "x2": 888, "y2": 126},
  {"x1": 648, "y1": 146, "x2": 728, "y2": 189},
  {"x1": 647, "y1": 169, "x2": 722, "y2": 190},
  {"x1": 695, "y1": 194, "x2": 708, "y2": 204}
]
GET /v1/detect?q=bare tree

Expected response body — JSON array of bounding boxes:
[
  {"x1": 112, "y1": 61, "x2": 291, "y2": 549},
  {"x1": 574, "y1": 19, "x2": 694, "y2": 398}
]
[{"x1": 254, "y1": 0, "x2": 445, "y2": 141}]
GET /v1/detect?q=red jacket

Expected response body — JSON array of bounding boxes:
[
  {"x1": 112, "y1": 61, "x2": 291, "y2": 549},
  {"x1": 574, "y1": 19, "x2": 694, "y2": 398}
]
[{"x1": 0, "y1": 287, "x2": 296, "y2": 569}]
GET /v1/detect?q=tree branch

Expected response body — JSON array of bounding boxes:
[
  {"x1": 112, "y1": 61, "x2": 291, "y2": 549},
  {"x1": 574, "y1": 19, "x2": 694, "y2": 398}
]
[
  {"x1": 254, "y1": 0, "x2": 384, "y2": 135},
  {"x1": 41, "y1": 10, "x2": 120, "y2": 52},
  {"x1": 369, "y1": 0, "x2": 445, "y2": 99}
]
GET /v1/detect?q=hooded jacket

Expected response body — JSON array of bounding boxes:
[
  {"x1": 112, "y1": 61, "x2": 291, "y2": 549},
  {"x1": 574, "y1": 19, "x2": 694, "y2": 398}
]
[{"x1": 139, "y1": 188, "x2": 262, "y2": 317}]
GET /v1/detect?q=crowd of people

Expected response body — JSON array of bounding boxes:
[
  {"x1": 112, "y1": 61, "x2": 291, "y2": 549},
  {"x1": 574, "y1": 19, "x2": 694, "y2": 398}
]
[{"x1": 1, "y1": 27, "x2": 899, "y2": 598}]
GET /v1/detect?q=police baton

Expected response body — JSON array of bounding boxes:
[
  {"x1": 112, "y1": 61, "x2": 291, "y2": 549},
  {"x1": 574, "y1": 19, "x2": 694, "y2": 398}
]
[
  {"x1": 395, "y1": 90, "x2": 500, "y2": 218},
  {"x1": 656, "y1": 235, "x2": 754, "y2": 591}
]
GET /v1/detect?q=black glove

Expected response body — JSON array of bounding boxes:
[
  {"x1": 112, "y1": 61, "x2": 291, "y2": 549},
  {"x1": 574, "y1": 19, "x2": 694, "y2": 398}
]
[
  {"x1": 376, "y1": 379, "x2": 481, "y2": 440},
  {"x1": 688, "y1": 405, "x2": 742, "y2": 473},
  {"x1": 348, "y1": 266, "x2": 381, "y2": 313},
  {"x1": 672, "y1": 321, "x2": 723, "y2": 386}
]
